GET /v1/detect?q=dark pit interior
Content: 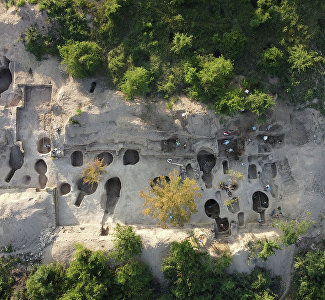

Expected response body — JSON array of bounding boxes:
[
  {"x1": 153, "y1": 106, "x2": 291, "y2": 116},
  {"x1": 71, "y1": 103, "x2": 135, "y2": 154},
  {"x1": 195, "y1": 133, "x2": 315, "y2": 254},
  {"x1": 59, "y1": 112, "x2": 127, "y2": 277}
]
[
  {"x1": 197, "y1": 150, "x2": 216, "y2": 189},
  {"x1": 75, "y1": 178, "x2": 98, "y2": 207},
  {"x1": 248, "y1": 164, "x2": 257, "y2": 179},
  {"x1": 37, "y1": 137, "x2": 51, "y2": 154},
  {"x1": 262, "y1": 162, "x2": 277, "y2": 178},
  {"x1": 204, "y1": 199, "x2": 220, "y2": 219},
  {"x1": 0, "y1": 67, "x2": 12, "y2": 94},
  {"x1": 105, "y1": 177, "x2": 121, "y2": 214},
  {"x1": 238, "y1": 212, "x2": 244, "y2": 226},
  {"x1": 151, "y1": 176, "x2": 170, "y2": 188},
  {"x1": 222, "y1": 160, "x2": 228, "y2": 174},
  {"x1": 35, "y1": 159, "x2": 47, "y2": 174},
  {"x1": 123, "y1": 150, "x2": 139, "y2": 165},
  {"x1": 217, "y1": 138, "x2": 245, "y2": 159},
  {"x1": 39, "y1": 174, "x2": 48, "y2": 189},
  {"x1": 252, "y1": 191, "x2": 269, "y2": 222},
  {"x1": 22, "y1": 175, "x2": 31, "y2": 185},
  {"x1": 71, "y1": 151, "x2": 83, "y2": 167},
  {"x1": 89, "y1": 81, "x2": 96, "y2": 93},
  {"x1": 258, "y1": 144, "x2": 272, "y2": 153},
  {"x1": 60, "y1": 183, "x2": 71, "y2": 195},
  {"x1": 96, "y1": 152, "x2": 113, "y2": 166},
  {"x1": 161, "y1": 136, "x2": 177, "y2": 152},
  {"x1": 215, "y1": 217, "x2": 229, "y2": 232},
  {"x1": 5, "y1": 145, "x2": 24, "y2": 183}
]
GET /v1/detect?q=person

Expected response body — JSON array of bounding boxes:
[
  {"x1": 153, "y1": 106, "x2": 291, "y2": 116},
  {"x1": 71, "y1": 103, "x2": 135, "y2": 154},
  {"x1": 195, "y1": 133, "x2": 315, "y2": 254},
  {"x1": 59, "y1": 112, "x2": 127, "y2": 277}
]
[
  {"x1": 252, "y1": 126, "x2": 257, "y2": 131},
  {"x1": 44, "y1": 144, "x2": 51, "y2": 149},
  {"x1": 258, "y1": 219, "x2": 263, "y2": 224},
  {"x1": 271, "y1": 209, "x2": 275, "y2": 217},
  {"x1": 244, "y1": 89, "x2": 249, "y2": 94},
  {"x1": 263, "y1": 136, "x2": 268, "y2": 141},
  {"x1": 223, "y1": 131, "x2": 231, "y2": 136},
  {"x1": 265, "y1": 185, "x2": 271, "y2": 192},
  {"x1": 223, "y1": 140, "x2": 230, "y2": 145},
  {"x1": 181, "y1": 112, "x2": 187, "y2": 119},
  {"x1": 176, "y1": 139, "x2": 181, "y2": 147}
]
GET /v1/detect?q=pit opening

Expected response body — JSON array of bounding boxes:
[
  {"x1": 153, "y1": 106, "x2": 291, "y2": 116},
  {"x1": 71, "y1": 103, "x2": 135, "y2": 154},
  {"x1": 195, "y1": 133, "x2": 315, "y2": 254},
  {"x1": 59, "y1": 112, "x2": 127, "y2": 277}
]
[
  {"x1": 123, "y1": 150, "x2": 139, "y2": 165},
  {"x1": 96, "y1": 152, "x2": 113, "y2": 166},
  {"x1": 185, "y1": 164, "x2": 195, "y2": 179},
  {"x1": 217, "y1": 138, "x2": 246, "y2": 159},
  {"x1": 23, "y1": 175, "x2": 31, "y2": 185},
  {"x1": 71, "y1": 151, "x2": 83, "y2": 167},
  {"x1": 257, "y1": 134, "x2": 285, "y2": 148},
  {"x1": 75, "y1": 178, "x2": 98, "y2": 207},
  {"x1": 204, "y1": 199, "x2": 220, "y2": 219},
  {"x1": 197, "y1": 150, "x2": 216, "y2": 189},
  {"x1": 215, "y1": 217, "x2": 230, "y2": 233},
  {"x1": 89, "y1": 82, "x2": 96, "y2": 93},
  {"x1": 258, "y1": 144, "x2": 272, "y2": 153},
  {"x1": 151, "y1": 176, "x2": 170, "y2": 188},
  {"x1": 39, "y1": 174, "x2": 48, "y2": 189},
  {"x1": 262, "y1": 162, "x2": 277, "y2": 178},
  {"x1": 252, "y1": 191, "x2": 269, "y2": 221},
  {"x1": 60, "y1": 183, "x2": 71, "y2": 195},
  {"x1": 226, "y1": 197, "x2": 240, "y2": 213},
  {"x1": 35, "y1": 159, "x2": 47, "y2": 174},
  {"x1": 37, "y1": 137, "x2": 51, "y2": 154},
  {"x1": 5, "y1": 145, "x2": 24, "y2": 183},
  {"x1": 161, "y1": 136, "x2": 178, "y2": 152},
  {"x1": 238, "y1": 212, "x2": 244, "y2": 226},
  {"x1": 0, "y1": 67, "x2": 12, "y2": 94},
  {"x1": 105, "y1": 177, "x2": 121, "y2": 214},
  {"x1": 248, "y1": 164, "x2": 257, "y2": 179},
  {"x1": 222, "y1": 160, "x2": 228, "y2": 174}
]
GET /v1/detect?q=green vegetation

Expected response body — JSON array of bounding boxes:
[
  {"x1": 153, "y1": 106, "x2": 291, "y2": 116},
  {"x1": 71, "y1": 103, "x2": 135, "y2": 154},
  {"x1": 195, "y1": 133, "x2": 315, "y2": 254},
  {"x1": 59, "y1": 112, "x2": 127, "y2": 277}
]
[
  {"x1": 21, "y1": 0, "x2": 325, "y2": 113},
  {"x1": 0, "y1": 258, "x2": 15, "y2": 300}
]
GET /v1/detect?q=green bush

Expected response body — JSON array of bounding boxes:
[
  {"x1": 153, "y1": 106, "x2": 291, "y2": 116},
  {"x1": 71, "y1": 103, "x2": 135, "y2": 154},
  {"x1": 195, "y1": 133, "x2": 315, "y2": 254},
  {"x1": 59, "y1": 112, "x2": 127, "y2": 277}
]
[
  {"x1": 221, "y1": 29, "x2": 247, "y2": 59},
  {"x1": 261, "y1": 46, "x2": 284, "y2": 71},
  {"x1": 59, "y1": 41, "x2": 103, "y2": 78},
  {"x1": 276, "y1": 220, "x2": 312, "y2": 246},
  {"x1": 17, "y1": 0, "x2": 25, "y2": 6},
  {"x1": 215, "y1": 88, "x2": 246, "y2": 115},
  {"x1": 293, "y1": 250, "x2": 325, "y2": 300},
  {"x1": 245, "y1": 90, "x2": 275, "y2": 116},
  {"x1": 120, "y1": 67, "x2": 152, "y2": 100},
  {"x1": 110, "y1": 223, "x2": 143, "y2": 262},
  {"x1": 26, "y1": 263, "x2": 66, "y2": 300},
  {"x1": 0, "y1": 258, "x2": 15, "y2": 300},
  {"x1": 171, "y1": 32, "x2": 193, "y2": 55},
  {"x1": 23, "y1": 26, "x2": 48, "y2": 60},
  {"x1": 115, "y1": 260, "x2": 153, "y2": 300}
]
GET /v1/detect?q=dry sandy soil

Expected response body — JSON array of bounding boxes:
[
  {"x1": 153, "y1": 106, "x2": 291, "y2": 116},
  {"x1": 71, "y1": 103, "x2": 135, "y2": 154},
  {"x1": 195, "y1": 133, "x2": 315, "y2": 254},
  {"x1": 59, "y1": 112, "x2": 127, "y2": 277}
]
[{"x1": 0, "y1": 3, "x2": 325, "y2": 295}]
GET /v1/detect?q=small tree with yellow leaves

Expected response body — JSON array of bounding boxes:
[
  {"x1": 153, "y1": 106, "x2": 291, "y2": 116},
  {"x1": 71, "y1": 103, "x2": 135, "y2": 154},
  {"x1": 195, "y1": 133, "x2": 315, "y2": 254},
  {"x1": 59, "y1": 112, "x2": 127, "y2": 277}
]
[
  {"x1": 82, "y1": 158, "x2": 107, "y2": 186},
  {"x1": 227, "y1": 169, "x2": 245, "y2": 185},
  {"x1": 139, "y1": 169, "x2": 201, "y2": 228}
]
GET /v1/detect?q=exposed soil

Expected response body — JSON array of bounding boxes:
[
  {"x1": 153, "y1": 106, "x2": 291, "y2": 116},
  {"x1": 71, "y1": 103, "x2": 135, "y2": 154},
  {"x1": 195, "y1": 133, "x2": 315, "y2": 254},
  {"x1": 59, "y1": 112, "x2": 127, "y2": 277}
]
[
  {"x1": 123, "y1": 150, "x2": 139, "y2": 165},
  {"x1": 262, "y1": 162, "x2": 277, "y2": 178}
]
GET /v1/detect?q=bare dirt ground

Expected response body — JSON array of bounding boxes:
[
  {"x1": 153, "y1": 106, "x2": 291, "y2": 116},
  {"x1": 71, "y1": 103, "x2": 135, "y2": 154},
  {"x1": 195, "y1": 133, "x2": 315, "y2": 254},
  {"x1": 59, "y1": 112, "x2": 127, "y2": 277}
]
[{"x1": 0, "y1": 3, "x2": 325, "y2": 295}]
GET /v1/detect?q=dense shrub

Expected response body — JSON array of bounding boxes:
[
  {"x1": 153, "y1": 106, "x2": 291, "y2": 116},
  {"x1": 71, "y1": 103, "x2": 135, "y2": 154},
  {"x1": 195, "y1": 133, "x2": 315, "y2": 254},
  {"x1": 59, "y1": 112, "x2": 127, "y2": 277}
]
[
  {"x1": 0, "y1": 258, "x2": 15, "y2": 300},
  {"x1": 261, "y1": 46, "x2": 284, "y2": 71},
  {"x1": 221, "y1": 29, "x2": 247, "y2": 60},
  {"x1": 245, "y1": 90, "x2": 275, "y2": 116}
]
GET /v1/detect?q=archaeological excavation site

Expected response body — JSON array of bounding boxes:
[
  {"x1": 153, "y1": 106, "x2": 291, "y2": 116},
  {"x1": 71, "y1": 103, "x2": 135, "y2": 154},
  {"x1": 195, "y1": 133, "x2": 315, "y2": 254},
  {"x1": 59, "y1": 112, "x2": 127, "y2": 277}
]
[{"x1": 0, "y1": 2, "x2": 325, "y2": 298}]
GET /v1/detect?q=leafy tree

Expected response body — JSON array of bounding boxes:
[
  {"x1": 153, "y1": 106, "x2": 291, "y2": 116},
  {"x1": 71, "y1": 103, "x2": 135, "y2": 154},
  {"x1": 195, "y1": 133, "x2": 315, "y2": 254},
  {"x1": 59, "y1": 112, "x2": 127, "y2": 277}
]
[
  {"x1": 288, "y1": 45, "x2": 323, "y2": 74},
  {"x1": 62, "y1": 244, "x2": 114, "y2": 299},
  {"x1": 245, "y1": 90, "x2": 275, "y2": 116},
  {"x1": 115, "y1": 260, "x2": 153, "y2": 300},
  {"x1": 215, "y1": 88, "x2": 246, "y2": 114},
  {"x1": 26, "y1": 263, "x2": 66, "y2": 300},
  {"x1": 107, "y1": 45, "x2": 127, "y2": 85},
  {"x1": 82, "y1": 158, "x2": 107, "y2": 187},
  {"x1": 261, "y1": 46, "x2": 284, "y2": 71},
  {"x1": 120, "y1": 67, "x2": 152, "y2": 100},
  {"x1": 22, "y1": 26, "x2": 48, "y2": 60},
  {"x1": 221, "y1": 29, "x2": 247, "y2": 59},
  {"x1": 249, "y1": 239, "x2": 282, "y2": 262},
  {"x1": 140, "y1": 169, "x2": 201, "y2": 228},
  {"x1": 59, "y1": 41, "x2": 103, "y2": 78},
  {"x1": 171, "y1": 32, "x2": 193, "y2": 55},
  {"x1": 162, "y1": 240, "x2": 215, "y2": 299},
  {"x1": 110, "y1": 223, "x2": 143, "y2": 262},
  {"x1": 293, "y1": 249, "x2": 325, "y2": 300},
  {"x1": 275, "y1": 219, "x2": 313, "y2": 246},
  {"x1": 0, "y1": 258, "x2": 15, "y2": 300}
]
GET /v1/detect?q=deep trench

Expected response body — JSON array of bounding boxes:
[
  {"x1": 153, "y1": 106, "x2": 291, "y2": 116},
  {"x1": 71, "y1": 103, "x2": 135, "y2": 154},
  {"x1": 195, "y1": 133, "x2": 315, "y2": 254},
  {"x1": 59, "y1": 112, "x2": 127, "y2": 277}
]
[
  {"x1": 0, "y1": 68, "x2": 12, "y2": 94},
  {"x1": 204, "y1": 199, "x2": 220, "y2": 219},
  {"x1": 238, "y1": 212, "x2": 245, "y2": 226},
  {"x1": 96, "y1": 152, "x2": 113, "y2": 166},
  {"x1": 37, "y1": 137, "x2": 51, "y2": 154},
  {"x1": 75, "y1": 178, "x2": 98, "y2": 207},
  {"x1": 105, "y1": 177, "x2": 121, "y2": 214},
  {"x1": 252, "y1": 191, "x2": 269, "y2": 222},
  {"x1": 71, "y1": 151, "x2": 83, "y2": 166},
  {"x1": 123, "y1": 150, "x2": 139, "y2": 165},
  {"x1": 222, "y1": 160, "x2": 228, "y2": 174},
  {"x1": 197, "y1": 150, "x2": 216, "y2": 189},
  {"x1": 5, "y1": 145, "x2": 24, "y2": 183},
  {"x1": 248, "y1": 164, "x2": 257, "y2": 179}
]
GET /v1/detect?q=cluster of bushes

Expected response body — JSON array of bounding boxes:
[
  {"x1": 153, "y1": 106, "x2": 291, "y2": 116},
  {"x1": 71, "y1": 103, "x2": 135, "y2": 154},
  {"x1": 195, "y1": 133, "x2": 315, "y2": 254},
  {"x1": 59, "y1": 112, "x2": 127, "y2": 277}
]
[
  {"x1": 19, "y1": 0, "x2": 325, "y2": 114},
  {"x1": 1, "y1": 224, "x2": 280, "y2": 300}
]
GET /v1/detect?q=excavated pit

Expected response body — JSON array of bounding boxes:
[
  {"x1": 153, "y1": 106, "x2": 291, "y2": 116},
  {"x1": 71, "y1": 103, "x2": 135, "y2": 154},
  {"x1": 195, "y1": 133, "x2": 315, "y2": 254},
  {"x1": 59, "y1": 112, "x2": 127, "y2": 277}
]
[
  {"x1": 197, "y1": 150, "x2": 216, "y2": 189},
  {"x1": 60, "y1": 183, "x2": 71, "y2": 195},
  {"x1": 252, "y1": 191, "x2": 269, "y2": 221},
  {"x1": 71, "y1": 151, "x2": 83, "y2": 166},
  {"x1": 248, "y1": 164, "x2": 257, "y2": 179},
  {"x1": 215, "y1": 217, "x2": 230, "y2": 233},
  {"x1": 262, "y1": 162, "x2": 277, "y2": 178},
  {"x1": 5, "y1": 145, "x2": 24, "y2": 183},
  {"x1": 258, "y1": 144, "x2": 272, "y2": 153},
  {"x1": 217, "y1": 138, "x2": 245, "y2": 159},
  {"x1": 123, "y1": 150, "x2": 139, "y2": 165},
  {"x1": 105, "y1": 177, "x2": 121, "y2": 214},
  {"x1": 89, "y1": 82, "x2": 96, "y2": 93},
  {"x1": 185, "y1": 164, "x2": 195, "y2": 179},
  {"x1": 75, "y1": 178, "x2": 98, "y2": 207},
  {"x1": 0, "y1": 68, "x2": 12, "y2": 94},
  {"x1": 151, "y1": 176, "x2": 170, "y2": 188},
  {"x1": 257, "y1": 134, "x2": 285, "y2": 149},
  {"x1": 226, "y1": 197, "x2": 240, "y2": 213},
  {"x1": 35, "y1": 159, "x2": 48, "y2": 189},
  {"x1": 37, "y1": 137, "x2": 51, "y2": 154},
  {"x1": 161, "y1": 137, "x2": 177, "y2": 152},
  {"x1": 96, "y1": 152, "x2": 113, "y2": 166},
  {"x1": 222, "y1": 160, "x2": 228, "y2": 174},
  {"x1": 238, "y1": 212, "x2": 244, "y2": 226},
  {"x1": 204, "y1": 199, "x2": 220, "y2": 219}
]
